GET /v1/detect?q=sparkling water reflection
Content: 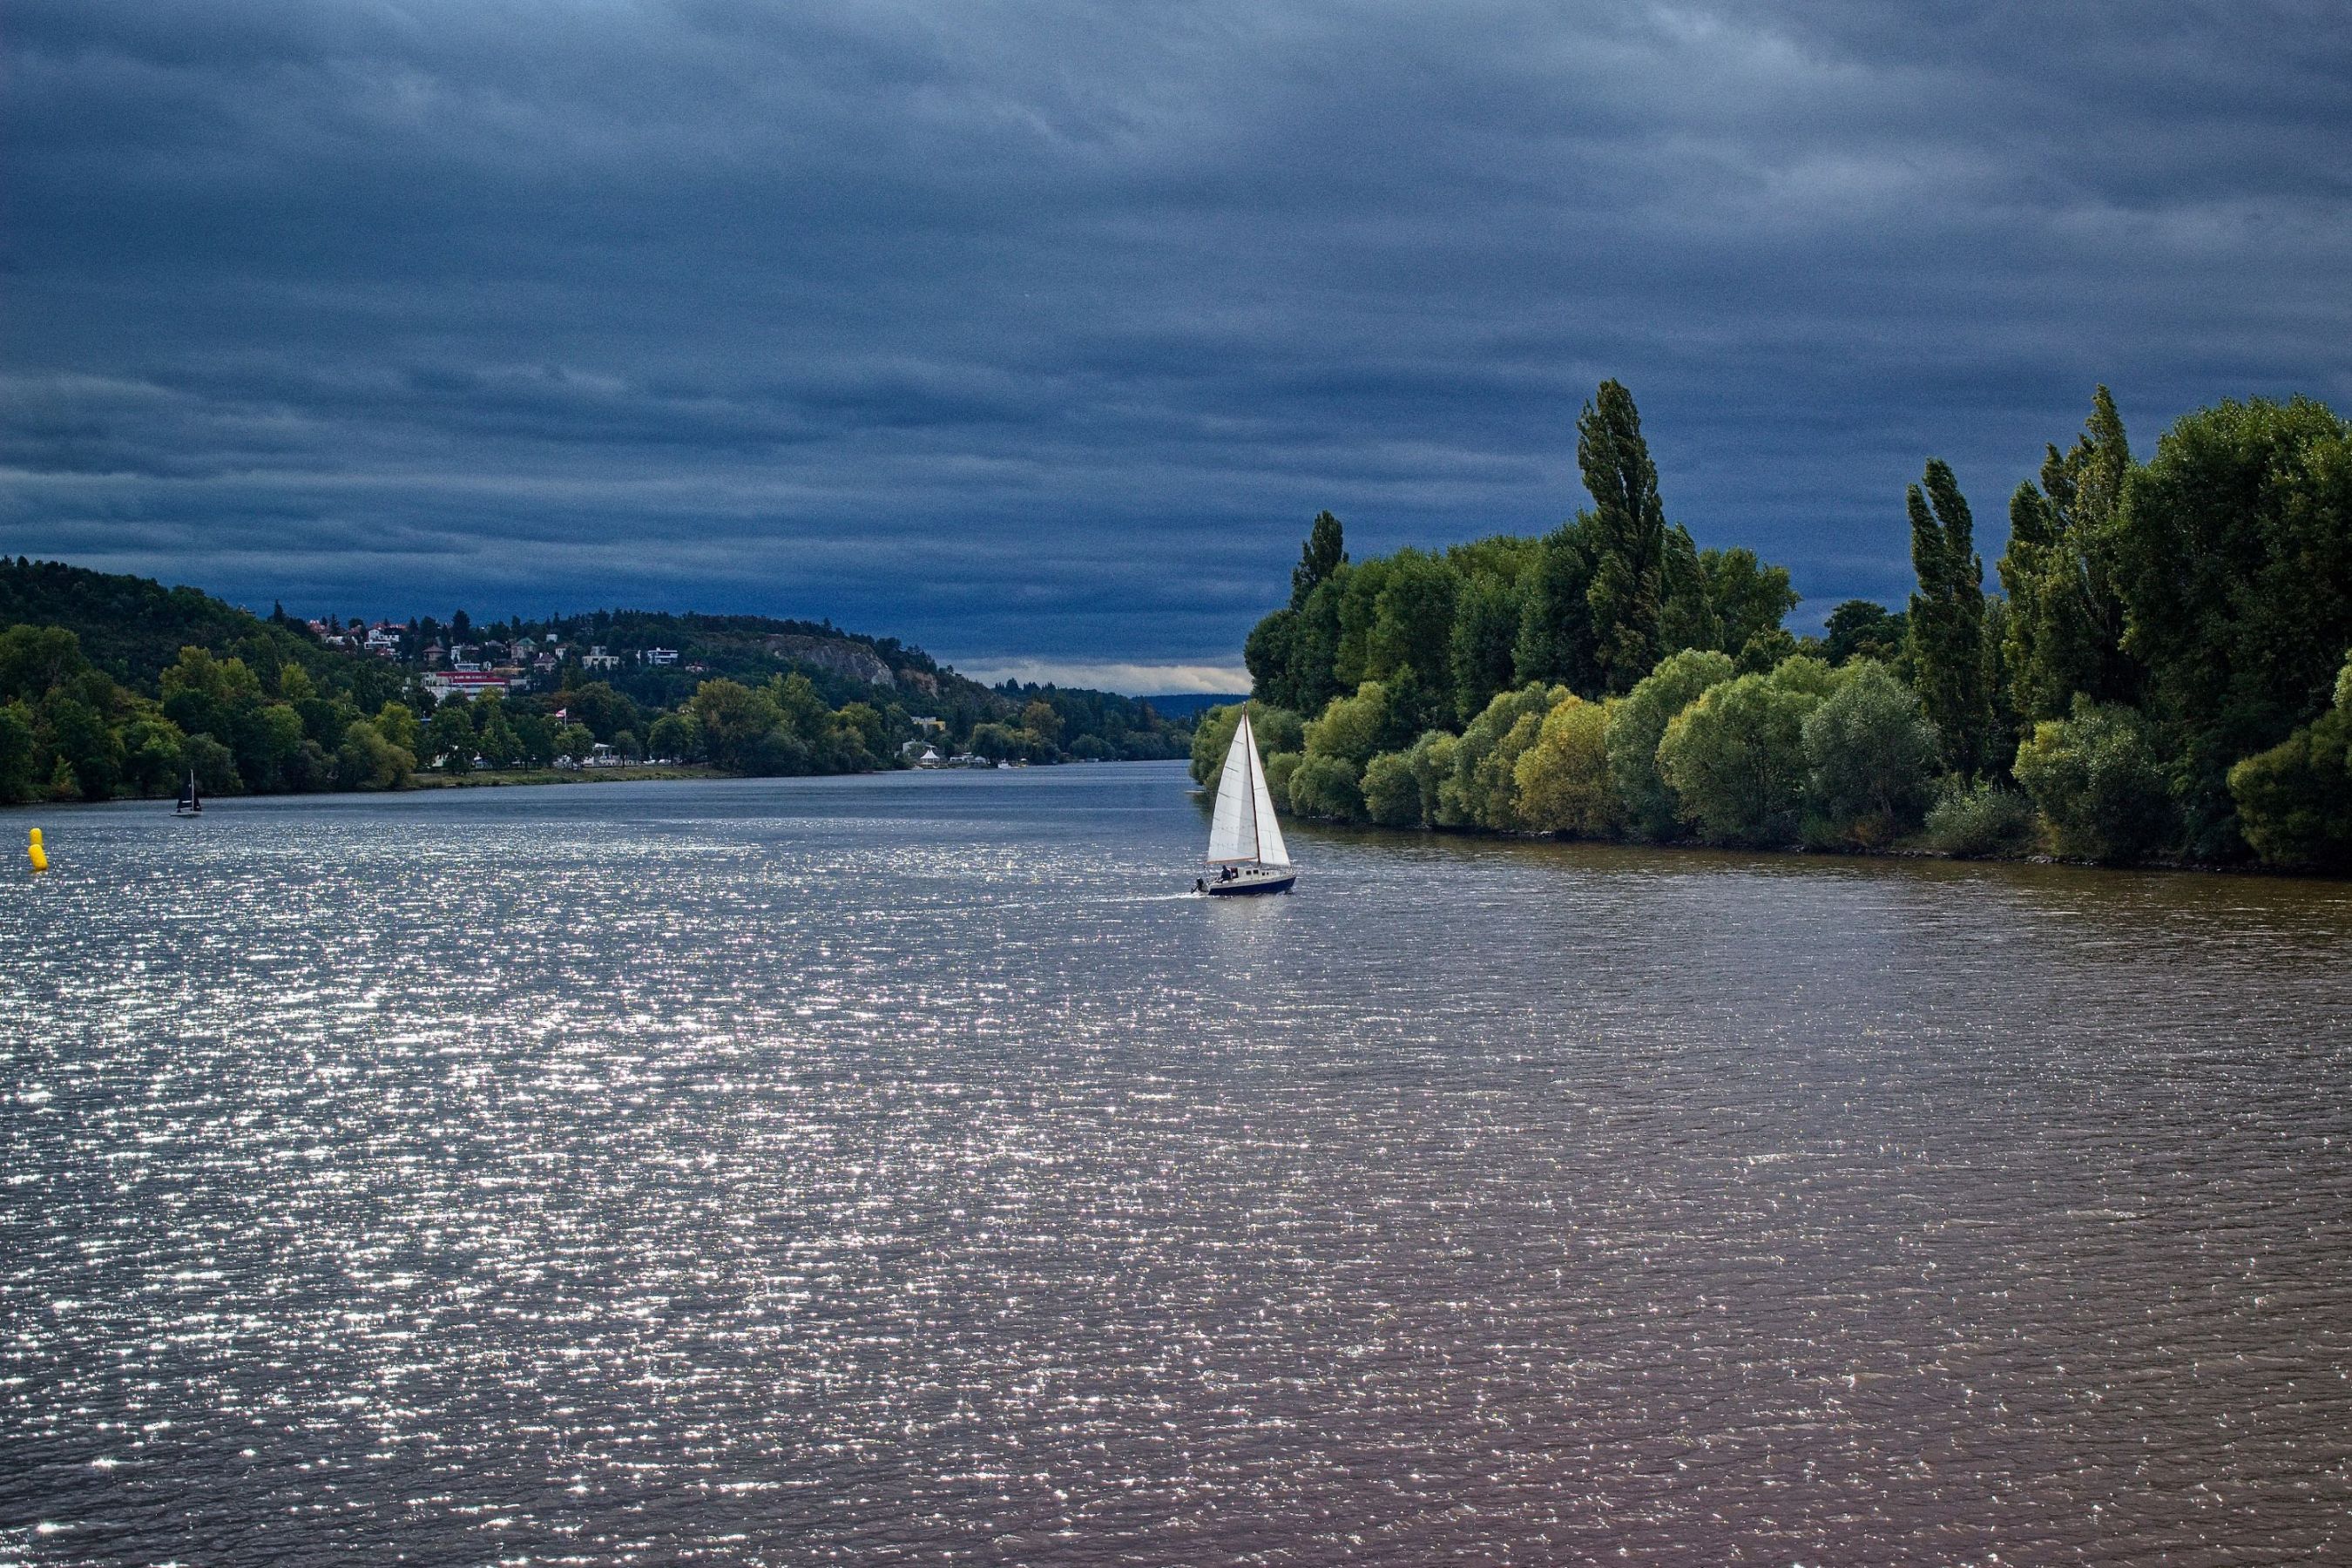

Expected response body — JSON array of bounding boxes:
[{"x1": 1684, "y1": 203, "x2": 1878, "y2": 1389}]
[{"x1": 4, "y1": 764, "x2": 2351, "y2": 1565}]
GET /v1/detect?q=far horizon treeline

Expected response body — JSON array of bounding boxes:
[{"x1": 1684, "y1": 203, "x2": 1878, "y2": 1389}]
[
  {"x1": 1202, "y1": 382, "x2": 2352, "y2": 871},
  {"x1": 0, "y1": 561, "x2": 1192, "y2": 804}
]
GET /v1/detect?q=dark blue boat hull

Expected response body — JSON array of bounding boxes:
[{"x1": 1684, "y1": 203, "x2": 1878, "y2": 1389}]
[{"x1": 1203, "y1": 868, "x2": 1296, "y2": 896}]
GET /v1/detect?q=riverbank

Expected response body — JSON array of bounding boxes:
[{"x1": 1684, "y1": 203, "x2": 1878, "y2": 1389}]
[
  {"x1": 1265, "y1": 806, "x2": 2346, "y2": 879},
  {"x1": 409, "y1": 763, "x2": 730, "y2": 789}
]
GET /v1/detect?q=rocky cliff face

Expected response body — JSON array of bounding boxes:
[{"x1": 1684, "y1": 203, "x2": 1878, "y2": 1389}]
[{"x1": 764, "y1": 633, "x2": 895, "y2": 687}]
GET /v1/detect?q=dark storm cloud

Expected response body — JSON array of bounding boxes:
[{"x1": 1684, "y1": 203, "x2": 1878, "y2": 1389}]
[{"x1": 5, "y1": 1, "x2": 2349, "y2": 686}]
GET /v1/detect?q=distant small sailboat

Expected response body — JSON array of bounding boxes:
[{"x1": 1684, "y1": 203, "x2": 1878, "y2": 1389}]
[
  {"x1": 175, "y1": 769, "x2": 201, "y2": 815},
  {"x1": 1198, "y1": 711, "x2": 1296, "y2": 896}
]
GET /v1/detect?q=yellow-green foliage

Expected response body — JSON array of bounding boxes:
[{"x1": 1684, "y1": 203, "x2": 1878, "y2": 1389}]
[
  {"x1": 1359, "y1": 749, "x2": 1423, "y2": 827},
  {"x1": 1436, "y1": 682, "x2": 1563, "y2": 828},
  {"x1": 1514, "y1": 696, "x2": 1617, "y2": 836},
  {"x1": 1303, "y1": 681, "x2": 1389, "y2": 768}
]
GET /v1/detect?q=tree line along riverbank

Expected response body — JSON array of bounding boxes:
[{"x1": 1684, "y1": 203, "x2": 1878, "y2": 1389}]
[
  {"x1": 0, "y1": 559, "x2": 1193, "y2": 806},
  {"x1": 1200, "y1": 383, "x2": 2351, "y2": 873}
]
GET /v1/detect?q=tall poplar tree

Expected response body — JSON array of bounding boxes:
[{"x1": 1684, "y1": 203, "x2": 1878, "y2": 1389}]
[
  {"x1": 1291, "y1": 510, "x2": 1347, "y2": 610},
  {"x1": 1247, "y1": 511, "x2": 1350, "y2": 714},
  {"x1": 1906, "y1": 459, "x2": 1993, "y2": 776},
  {"x1": 1578, "y1": 381, "x2": 1670, "y2": 692},
  {"x1": 1997, "y1": 387, "x2": 2139, "y2": 721}
]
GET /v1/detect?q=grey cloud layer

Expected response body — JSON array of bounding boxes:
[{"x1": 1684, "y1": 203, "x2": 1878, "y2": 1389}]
[{"x1": 5, "y1": 1, "x2": 2349, "y2": 672}]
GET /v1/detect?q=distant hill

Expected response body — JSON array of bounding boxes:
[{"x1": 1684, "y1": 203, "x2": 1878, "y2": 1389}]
[
  {"x1": 0, "y1": 555, "x2": 403, "y2": 702},
  {"x1": 0, "y1": 556, "x2": 1193, "y2": 767}
]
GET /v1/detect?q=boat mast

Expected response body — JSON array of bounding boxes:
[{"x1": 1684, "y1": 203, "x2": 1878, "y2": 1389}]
[{"x1": 1244, "y1": 713, "x2": 1261, "y2": 865}]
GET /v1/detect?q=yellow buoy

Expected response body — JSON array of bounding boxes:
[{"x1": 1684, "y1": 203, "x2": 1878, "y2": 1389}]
[{"x1": 28, "y1": 828, "x2": 47, "y2": 874}]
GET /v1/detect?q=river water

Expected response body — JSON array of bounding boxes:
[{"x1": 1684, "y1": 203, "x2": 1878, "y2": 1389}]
[{"x1": 4, "y1": 762, "x2": 2350, "y2": 1565}]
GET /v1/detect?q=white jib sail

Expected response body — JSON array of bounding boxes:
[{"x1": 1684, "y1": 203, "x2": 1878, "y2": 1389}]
[
  {"x1": 1247, "y1": 721, "x2": 1290, "y2": 867},
  {"x1": 1205, "y1": 711, "x2": 1291, "y2": 867}
]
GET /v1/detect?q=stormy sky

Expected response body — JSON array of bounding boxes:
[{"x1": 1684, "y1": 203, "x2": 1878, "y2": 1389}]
[{"x1": 5, "y1": 3, "x2": 2349, "y2": 691}]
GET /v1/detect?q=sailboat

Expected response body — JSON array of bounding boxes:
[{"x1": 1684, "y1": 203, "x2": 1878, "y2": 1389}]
[
  {"x1": 1200, "y1": 711, "x2": 1296, "y2": 896},
  {"x1": 175, "y1": 769, "x2": 201, "y2": 815}
]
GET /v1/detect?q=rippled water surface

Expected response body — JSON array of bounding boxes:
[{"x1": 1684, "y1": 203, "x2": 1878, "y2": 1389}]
[{"x1": 6, "y1": 764, "x2": 2352, "y2": 1565}]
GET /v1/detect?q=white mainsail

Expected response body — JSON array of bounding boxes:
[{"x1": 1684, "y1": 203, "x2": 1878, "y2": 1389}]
[{"x1": 1205, "y1": 712, "x2": 1291, "y2": 867}]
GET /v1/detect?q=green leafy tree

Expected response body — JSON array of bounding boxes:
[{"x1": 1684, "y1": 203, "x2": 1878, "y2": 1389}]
[
  {"x1": 473, "y1": 696, "x2": 521, "y2": 768},
  {"x1": 1923, "y1": 779, "x2": 2038, "y2": 858},
  {"x1": 425, "y1": 703, "x2": 476, "y2": 772},
  {"x1": 1019, "y1": 700, "x2": 1062, "y2": 748},
  {"x1": 2108, "y1": 395, "x2": 2352, "y2": 857},
  {"x1": 1251, "y1": 706, "x2": 1305, "y2": 756},
  {"x1": 562, "y1": 681, "x2": 639, "y2": 743},
  {"x1": 0, "y1": 701, "x2": 37, "y2": 803},
  {"x1": 373, "y1": 700, "x2": 422, "y2": 756},
  {"x1": 1290, "y1": 577, "x2": 1346, "y2": 717},
  {"x1": 1512, "y1": 522, "x2": 1600, "y2": 693},
  {"x1": 2227, "y1": 652, "x2": 2352, "y2": 869},
  {"x1": 1605, "y1": 647, "x2": 1736, "y2": 840},
  {"x1": 1822, "y1": 600, "x2": 1907, "y2": 666},
  {"x1": 2013, "y1": 697, "x2": 2176, "y2": 863},
  {"x1": 1243, "y1": 608, "x2": 1304, "y2": 713},
  {"x1": 1657, "y1": 524, "x2": 1714, "y2": 656},
  {"x1": 1288, "y1": 754, "x2": 1363, "y2": 820},
  {"x1": 687, "y1": 679, "x2": 773, "y2": 769},
  {"x1": 969, "y1": 721, "x2": 1024, "y2": 760},
  {"x1": 234, "y1": 703, "x2": 309, "y2": 792},
  {"x1": 1979, "y1": 595, "x2": 2022, "y2": 775},
  {"x1": 1905, "y1": 458, "x2": 1992, "y2": 777},
  {"x1": 1801, "y1": 662, "x2": 1940, "y2": 846},
  {"x1": 1734, "y1": 627, "x2": 1801, "y2": 675},
  {"x1": 1359, "y1": 749, "x2": 1423, "y2": 827},
  {"x1": 45, "y1": 692, "x2": 125, "y2": 799},
  {"x1": 510, "y1": 712, "x2": 556, "y2": 768},
  {"x1": 1448, "y1": 569, "x2": 1524, "y2": 725},
  {"x1": 647, "y1": 710, "x2": 700, "y2": 762},
  {"x1": 835, "y1": 701, "x2": 887, "y2": 764},
  {"x1": 1331, "y1": 557, "x2": 1390, "y2": 692},
  {"x1": 159, "y1": 646, "x2": 265, "y2": 760},
  {"x1": 335, "y1": 720, "x2": 415, "y2": 791},
  {"x1": 1654, "y1": 657, "x2": 1841, "y2": 846},
  {"x1": 181, "y1": 733, "x2": 239, "y2": 795},
  {"x1": 1578, "y1": 381, "x2": 1671, "y2": 691},
  {"x1": 1700, "y1": 547, "x2": 1798, "y2": 656},
  {"x1": 0, "y1": 625, "x2": 90, "y2": 701},
  {"x1": 1367, "y1": 548, "x2": 1459, "y2": 713},
  {"x1": 119, "y1": 716, "x2": 186, "y2": 797}
]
